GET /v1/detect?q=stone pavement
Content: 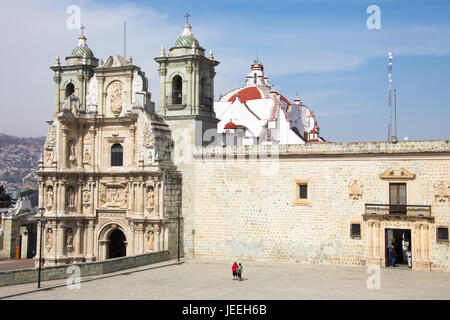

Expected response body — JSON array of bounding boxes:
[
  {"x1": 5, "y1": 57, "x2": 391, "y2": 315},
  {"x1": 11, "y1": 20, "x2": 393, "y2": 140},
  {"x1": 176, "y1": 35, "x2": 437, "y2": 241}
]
[
  {"x1": 0, "y1": 259, "x2": 449, "y2": 300},
  {"x1": 0, "y1": 259, "x2": 35, "y2": 272}
]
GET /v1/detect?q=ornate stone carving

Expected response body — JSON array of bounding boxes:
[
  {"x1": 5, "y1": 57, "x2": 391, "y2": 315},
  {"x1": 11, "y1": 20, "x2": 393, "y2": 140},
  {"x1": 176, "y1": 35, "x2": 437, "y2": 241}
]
[
  {"x1": 67, "y1": 187, "x2": 76, "y2": 208},
  {"x1": 434, "y1": 181, "x2": 449, "y2": 202},
  {"x1": 147, "y1": 186, "x2": 155, "y2": 208},
  {"x1": 379, "y1": 168, "x2": 415, "y2": 180},
  {"x1": 348, "y1": 180, "x2": 363, "y2": 200},
  {"x1": 143, "y1": 123, "x2": 154, "y2": 147},
  {"x1": 68, "y1": 140, "x2": 76, "y2": 163},
  {"x1": 83, "y1": 146, "x2": 91, "y2": 163},
  {"x1": 86, "y1": 73, "x2": 98, "y2": 111},
  {"x1": 46, "y1": 187, "x2": 53, "y2": 208},
  {"x1": 98, "y1": 182, "x2": 128, "y2": 208},
  {"x1": 45, "y1": 228, "x2": 53, "y2": 251},
  {"x1": 83, "y1": 188, "x2": 91, "y2": 208},
  {"x1": 46, "y1": 150, "x2": 54, "y2": 165},
  {"x1": 132, "y1": 70, "x2": 143, "y2": 103},
  {"x1": 146, "y1": 227, "x2": 154, "y2": 251},
  {"x1": 110, "y1": 81, "x2": 123, "y2": 116},
  {"x1": 66, "y1": 228, "x2": 73, "y2": 248},
  {"x1": 44, "y1": 123, "x2": 56, "y2": 149}
]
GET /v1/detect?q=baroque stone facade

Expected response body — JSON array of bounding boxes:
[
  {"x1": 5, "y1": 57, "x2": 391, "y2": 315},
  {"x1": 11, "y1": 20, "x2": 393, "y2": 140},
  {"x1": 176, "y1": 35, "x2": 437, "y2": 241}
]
[{"x1": 36, "y1": 35, "x2": 182, "y2": 266}]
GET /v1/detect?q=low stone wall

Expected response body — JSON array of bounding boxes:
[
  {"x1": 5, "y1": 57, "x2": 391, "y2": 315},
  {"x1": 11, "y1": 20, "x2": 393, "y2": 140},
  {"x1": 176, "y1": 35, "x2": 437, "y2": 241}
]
[{"x1": 0, "y1": 250, "x2": 170, "y2": 287}]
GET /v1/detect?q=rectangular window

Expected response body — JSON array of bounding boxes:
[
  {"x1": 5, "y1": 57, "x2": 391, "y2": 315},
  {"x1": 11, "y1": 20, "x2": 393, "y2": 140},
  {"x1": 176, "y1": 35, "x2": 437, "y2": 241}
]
[
  {"x1": 299, "y1": 184, "x2": 308, "y2": 199},
  {"x1": 437, "y1": 227, "x2": 449, "y2": 243},
  {"x1": 389, "y1": 183, "x2": 406, "y2": 214},
  {"x1": 351, "y1": 223, "x2": 361, "y2": 239},
  {"x1": 292, "y1": 179, "x2": 311, "y2": 206}
]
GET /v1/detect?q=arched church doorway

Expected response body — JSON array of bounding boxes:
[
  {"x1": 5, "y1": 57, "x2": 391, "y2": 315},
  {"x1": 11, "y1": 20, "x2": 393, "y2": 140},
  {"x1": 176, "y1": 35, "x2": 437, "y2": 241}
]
[{"x1": 108, "y1": 229, "x2": 126, "y2": 259}]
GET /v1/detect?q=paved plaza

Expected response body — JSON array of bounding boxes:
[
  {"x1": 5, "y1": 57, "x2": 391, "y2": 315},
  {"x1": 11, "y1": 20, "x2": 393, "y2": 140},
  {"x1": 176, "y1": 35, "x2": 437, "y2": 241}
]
[{"x1": 0, "y1": 259, "x2": 449, "y2": 300}]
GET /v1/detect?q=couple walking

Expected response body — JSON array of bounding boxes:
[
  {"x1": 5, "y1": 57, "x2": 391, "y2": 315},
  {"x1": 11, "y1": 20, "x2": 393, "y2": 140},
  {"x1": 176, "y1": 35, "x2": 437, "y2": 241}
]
[{"x1": 232, "y1": 262, "x2": 243, "y2": 281}]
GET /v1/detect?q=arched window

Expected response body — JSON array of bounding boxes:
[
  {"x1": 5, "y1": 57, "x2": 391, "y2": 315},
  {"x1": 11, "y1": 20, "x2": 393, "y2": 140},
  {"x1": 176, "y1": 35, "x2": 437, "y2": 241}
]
[
  {"x1": 66, "y1": 83, "x2": 75, "y2": 98},
  {"x1": 172, "y1": 75, "x2": 182, "y2": 104},
  {"x1": 111, "y1": 144, "x2": 123, "y2": 167},
  {"x1": 253, "y1": 73, "x2": 257, "y2": 84}
]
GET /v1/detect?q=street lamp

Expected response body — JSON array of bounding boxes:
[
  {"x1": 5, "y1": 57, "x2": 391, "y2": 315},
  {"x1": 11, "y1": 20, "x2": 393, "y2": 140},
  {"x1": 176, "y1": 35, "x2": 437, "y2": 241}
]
[
  {"x1": 37, "y1": 207, "x2": 46, "y2": 288},
  {"x1": 176, "y1": 201, "x2": 181, "y2": 262}
]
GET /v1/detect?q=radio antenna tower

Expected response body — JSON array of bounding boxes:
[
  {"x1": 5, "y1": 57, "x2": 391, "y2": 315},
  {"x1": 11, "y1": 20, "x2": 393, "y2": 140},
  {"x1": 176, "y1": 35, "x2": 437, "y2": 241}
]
[{"x1": 387, "y1": 52, "x2": 393, "y2": 141}]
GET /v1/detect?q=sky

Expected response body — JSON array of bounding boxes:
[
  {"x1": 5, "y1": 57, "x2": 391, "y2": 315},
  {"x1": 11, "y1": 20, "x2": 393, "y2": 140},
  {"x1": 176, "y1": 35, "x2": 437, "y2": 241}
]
[{"x1": 0, "y1": 0, "x2": 449, "y2": 142}]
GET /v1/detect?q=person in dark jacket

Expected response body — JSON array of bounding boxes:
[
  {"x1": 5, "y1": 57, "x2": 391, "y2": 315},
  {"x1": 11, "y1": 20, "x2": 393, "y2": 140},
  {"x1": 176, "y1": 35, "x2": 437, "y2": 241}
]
[{"x1": 390, "y1": 246, "x2": 397, "y2": 267}]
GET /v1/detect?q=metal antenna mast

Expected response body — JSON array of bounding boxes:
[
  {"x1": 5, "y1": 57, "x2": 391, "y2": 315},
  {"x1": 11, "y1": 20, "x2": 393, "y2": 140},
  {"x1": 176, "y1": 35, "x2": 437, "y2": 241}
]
[{"x1": 387, "y1": 52, "x2": 393, "y2": 141}]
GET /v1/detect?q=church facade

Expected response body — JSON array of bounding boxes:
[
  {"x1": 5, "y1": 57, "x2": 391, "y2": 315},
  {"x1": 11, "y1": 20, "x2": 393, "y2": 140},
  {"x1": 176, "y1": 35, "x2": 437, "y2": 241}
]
[
  {"x1": 36, "y1": 34, "x2": 181, "y2": 266},
  {"x1": 37, "y1": 22, "x2": 450, "y2": 271}
]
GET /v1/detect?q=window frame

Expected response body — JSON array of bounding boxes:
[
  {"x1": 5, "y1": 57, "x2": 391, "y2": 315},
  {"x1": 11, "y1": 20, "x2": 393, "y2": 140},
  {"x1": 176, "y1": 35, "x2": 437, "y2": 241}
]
[
  {"x1": 350, "y1": 223, "x2": 361, "y2": 239},
  {"x1": 436, "y1": 227, "x2": 449, "y2": 244},
  {"x1": 292, "y1": 178, "x2": 311, "y2": 206}
]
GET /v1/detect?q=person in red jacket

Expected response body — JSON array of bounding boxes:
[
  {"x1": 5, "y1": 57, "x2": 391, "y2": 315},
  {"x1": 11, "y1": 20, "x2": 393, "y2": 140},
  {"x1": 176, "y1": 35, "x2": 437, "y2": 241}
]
[{"x1": 232, "y1": 262, "x2": 238, "y2": 280}]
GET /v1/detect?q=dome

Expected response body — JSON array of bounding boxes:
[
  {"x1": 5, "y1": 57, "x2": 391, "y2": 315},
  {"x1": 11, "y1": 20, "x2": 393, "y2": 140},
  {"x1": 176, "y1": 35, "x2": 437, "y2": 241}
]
[
  {"x1": 174, "y1": 24, "x2": 200, "y2": 48},
  {"x1": 224, "y1": 120, "x2": 237, "y2": 130},
  {"x1": 70, "y1": 36, "x2": 94, "y2": 57}
]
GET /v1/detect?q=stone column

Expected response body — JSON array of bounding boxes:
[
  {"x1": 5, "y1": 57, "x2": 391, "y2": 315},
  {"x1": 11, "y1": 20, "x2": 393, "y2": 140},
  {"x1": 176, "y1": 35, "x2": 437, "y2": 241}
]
[
  {"x1": 164, "y1": 224, "x2": 169, "y2": 251},
  {"x1": 139, "y1": 224, "x2": 145, "y2": 254},
  {"x1": 129, "y1": 124, "x2": 136, "y2": 166},
  {"x1": 420, "y1": 224, "x2": 426, "y2": 263},
  {"x1": 60, "y1": 181, "x2": 66, "y2": 215},
  {"x1": 154, "y1": 224, "x2": 160, "y2": 252},
  {"x1": 51, "y1": 222, "x2": 57, "y2": 258},
  {"x1": 159, "y1": 223, "x2": 165, "y2": 251},
  {"x1": 373, "y1": 221, "x2": 379, "y2": 258},
  {"x1": 160, "y1": 68, "x2": 166, "y2": 109},
  {"x1": 87, "y1": 220, "x2": 95, "y2": 261},
  {"x1": 52, "y1": 181, "x2": 57, "y2": 214},
  {"x1": 129, "y1": 181, "x2": 135, "y2": 215},
  {"x1": 77, "y1": 183, "x2": 83, "y2": 215},
  {"x1": 89, "y1": 126, "x2": 96, "y2": 168},
  {"x1": 140, "y1": 182, "x2": 145, "y2": 216},
  {"x1": 155, "y1": 182, "x2": 160, "y2": 217},
  {"x1": 77, "y1": 128, "x2": 84, "y2": 169},
  {"x1": 89, "y1": 182, "x2": 95, "y2": 215},
  {"x1": 367, "y1": 222, "x2": 373, "y2": 258},
  {"x1": 74, "y1": 221, "x2": 82, "y2": 257},
  {"x1": 61, "y1": 127, "x2": 68, "y2": 169},
  {"x1": 57, "y1": 222, "x2": 65, "y2": 259},
  {"x1": 414, "y1": 224, "x2": 421, "y2": 261},
  {"x1": 54, "y1": 74, "x2": 61, "y2": 114},
  {"x1": 38, "y1": 182, "x2": 45, "y2": 208},
  {"x1": 134, "y1": 227, "x2": 140, "y2": 255},
  {"x1": 128, "y1": 222, "x2": 135, "y2": 255},
  {"x1": 424, "y1": 225, "x2": 430, "y2": 262}
]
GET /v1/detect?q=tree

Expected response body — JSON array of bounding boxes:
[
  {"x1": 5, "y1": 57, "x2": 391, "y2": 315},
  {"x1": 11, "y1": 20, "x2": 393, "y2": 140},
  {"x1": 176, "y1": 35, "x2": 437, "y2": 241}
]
[{"x1": 0, "y1": 185, "x2": 13, "y2": 208}]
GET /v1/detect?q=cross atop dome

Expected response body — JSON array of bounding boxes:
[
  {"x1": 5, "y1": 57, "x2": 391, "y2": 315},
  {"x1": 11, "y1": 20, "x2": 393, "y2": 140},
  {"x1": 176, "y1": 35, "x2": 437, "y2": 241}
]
[{"x1": 184, "y1": 12, "x2": 191, "y2": 24}]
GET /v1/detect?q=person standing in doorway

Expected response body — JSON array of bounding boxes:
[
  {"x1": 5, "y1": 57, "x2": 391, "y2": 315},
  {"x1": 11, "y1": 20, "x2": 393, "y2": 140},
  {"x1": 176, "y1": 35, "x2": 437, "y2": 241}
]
[
  {"x1": 237, "y1": 263, "x2": 243, "y2": 281},
  {"x1": 390, "y1": 246, "x2": 397, "y2": 267},
  {"x1": 232, "y1": 262, "x2": 238, "y2": 280},
  {"x1": 406, "y1": 248, "x2": 412, "y2": 268}
]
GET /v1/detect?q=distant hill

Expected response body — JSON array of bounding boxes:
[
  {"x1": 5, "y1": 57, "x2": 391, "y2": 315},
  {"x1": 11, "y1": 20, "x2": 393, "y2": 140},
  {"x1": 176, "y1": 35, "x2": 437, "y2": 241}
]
[{"x1": 0, "y1": 133, "x2": 45, "y2": 148}]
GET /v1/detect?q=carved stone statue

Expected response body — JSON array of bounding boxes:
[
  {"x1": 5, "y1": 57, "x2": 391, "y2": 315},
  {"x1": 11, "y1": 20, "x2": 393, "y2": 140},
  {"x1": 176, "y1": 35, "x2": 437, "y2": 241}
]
[
  {"x1": 147, "y1": 187, "x2": 155, "y2": 208},
  {"x1": 146, "y1": 228, "x2": 154, "y2": 251},
  {"x1": 69, "y1": 140, "x2": 76, "y2": 162},
  {"x1": 46, "y1": 228, "x2": 53, "y2": 249},
  {"x1": 132, "y1": 70, "x2": 143, "y2": 103},
  {"x1": 83, "y1": 148, "x2": 91, "y2": 163},
  {"x1": 46, "y1": 150, "x2": 53, "y2": 165},
  {"x1": 44, "y1": 123, "x2": 56, "y2": 149},
  {"x1": 83, "y1": 189, "x2": 91, "y2": 207},
  {"x1": 110, "y1": 82, "x2": 123, "y2": 116},
  {"x1": 86, "y1": 74, "x2": 98, "y2": 112},
  {"x1": 68, "y1": 188, "x2": 76, "y2": 207},
  {"x1": 66, "y1": 228, "x2": 73, "y2": 248},
  {"x1": 47, "y1": 187, "x2": 53, "y2": 207}
]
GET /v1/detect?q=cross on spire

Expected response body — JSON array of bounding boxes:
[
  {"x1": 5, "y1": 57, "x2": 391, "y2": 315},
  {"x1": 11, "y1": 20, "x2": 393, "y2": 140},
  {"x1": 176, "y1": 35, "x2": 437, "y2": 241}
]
[
  {"x1": 80, "y1": 25, "x2": 85, "y2": 36},
  {"x1": 184, "y1": 12, "x2": 191, "y2": 24}
]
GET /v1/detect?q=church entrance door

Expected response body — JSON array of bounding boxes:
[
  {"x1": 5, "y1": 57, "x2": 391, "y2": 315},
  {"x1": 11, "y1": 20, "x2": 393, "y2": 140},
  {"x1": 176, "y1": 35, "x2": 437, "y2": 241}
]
[
  {"x1": 108, "y1": 229, "x2": 126, "y2": 259},
  {"x1": 385, "y1": 228, "x2": 411, "y2": 268}
]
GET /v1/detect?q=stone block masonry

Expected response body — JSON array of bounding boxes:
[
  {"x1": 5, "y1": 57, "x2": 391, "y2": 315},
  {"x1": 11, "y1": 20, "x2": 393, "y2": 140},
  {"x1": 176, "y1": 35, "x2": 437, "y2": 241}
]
[
  {"x1": 183, "y1": 140, "x2": 450, "y2": 271},
  {"x1": 0, "y1": 251, "x2": 169, "y2": 287}
]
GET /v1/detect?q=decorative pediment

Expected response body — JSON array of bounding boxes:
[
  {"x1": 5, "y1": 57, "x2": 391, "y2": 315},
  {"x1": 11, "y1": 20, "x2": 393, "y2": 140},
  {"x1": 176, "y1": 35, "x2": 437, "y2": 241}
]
[
  {"x1": 103, "y1": 55, "x2": 131, "y2": 68},
  {"x1": 379, "y1": 168, "x2": 416, "y2": 180}
]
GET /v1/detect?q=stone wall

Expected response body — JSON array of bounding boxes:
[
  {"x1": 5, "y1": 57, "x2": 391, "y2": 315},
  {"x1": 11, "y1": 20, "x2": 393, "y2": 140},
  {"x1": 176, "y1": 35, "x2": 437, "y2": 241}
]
[
  {"x1": 184, "y1": 140, "x2": 450, "y2": 270},
  {"x1": 0, "y1": 250, "x2": 170, "y2": 287}
]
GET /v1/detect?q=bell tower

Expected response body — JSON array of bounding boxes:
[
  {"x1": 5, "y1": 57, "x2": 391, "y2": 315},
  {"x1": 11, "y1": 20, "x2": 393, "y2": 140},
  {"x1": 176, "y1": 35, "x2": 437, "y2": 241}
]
[{"x1": 154, "y1": 22, "x2": 220, "y2": 149}]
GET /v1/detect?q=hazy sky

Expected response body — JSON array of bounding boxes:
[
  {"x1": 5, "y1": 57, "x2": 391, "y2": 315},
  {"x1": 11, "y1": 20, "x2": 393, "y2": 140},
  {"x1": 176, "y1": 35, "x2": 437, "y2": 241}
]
[{"x1": 0, "y1": 0, "x2": 449, "y2": 142}]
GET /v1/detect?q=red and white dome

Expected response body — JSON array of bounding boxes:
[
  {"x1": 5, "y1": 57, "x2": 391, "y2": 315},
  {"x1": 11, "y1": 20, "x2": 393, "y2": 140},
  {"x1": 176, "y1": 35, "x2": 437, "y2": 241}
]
[{"x1": 215, "y1": 61, "x2": 324, "y2": 145}]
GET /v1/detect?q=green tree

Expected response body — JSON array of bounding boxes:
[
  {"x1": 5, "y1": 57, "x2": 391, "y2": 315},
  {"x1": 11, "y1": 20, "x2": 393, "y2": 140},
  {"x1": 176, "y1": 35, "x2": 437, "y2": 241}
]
[{"x1": 0, "y1": 185, "x2": 12, "y2": 208}]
